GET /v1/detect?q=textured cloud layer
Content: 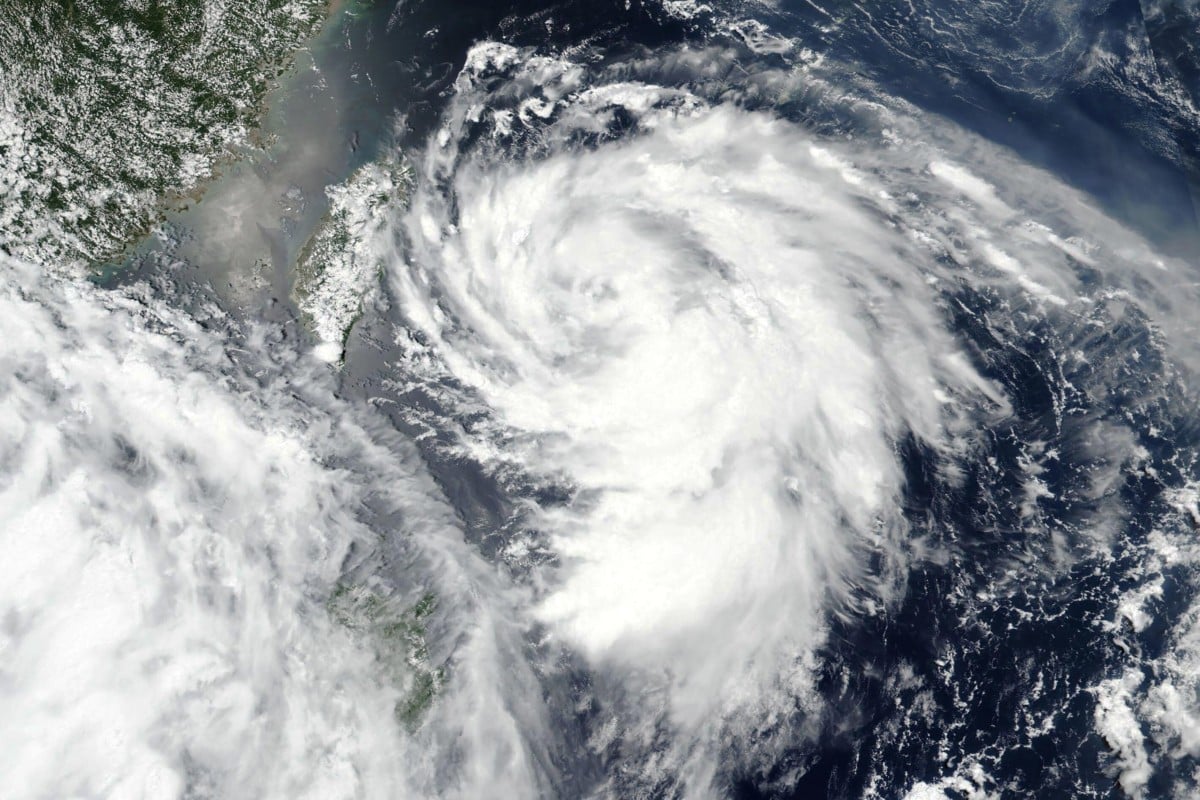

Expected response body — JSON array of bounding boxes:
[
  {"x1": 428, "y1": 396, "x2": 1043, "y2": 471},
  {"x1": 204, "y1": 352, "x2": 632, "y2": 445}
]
[{"x1": 373, "y1": 38, "x2": 1200, "y2": 796}]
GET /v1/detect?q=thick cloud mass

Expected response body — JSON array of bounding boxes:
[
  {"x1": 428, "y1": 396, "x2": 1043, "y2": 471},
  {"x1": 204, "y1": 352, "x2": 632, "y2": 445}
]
[
  {"x1": 0, "y1": 259, "x2": 405, "y2": 797},
  {"x1": 6, "y1": 7, "x2": 1200, "y2": 798},
  {"x1": 376, "y1": 41, "x2": 1200, "y2": 795},
  {"x1": 0, "y1": 259, "x2": 555, "y2": 800},
  {"x1": 401, "y1": 98, "x2": 992, "y2": 720}
]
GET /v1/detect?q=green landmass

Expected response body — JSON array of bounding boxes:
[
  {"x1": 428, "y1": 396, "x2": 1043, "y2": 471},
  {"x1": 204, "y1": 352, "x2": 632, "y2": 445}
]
[
  {"x1": 328, "y1": 584, "x2": 447, "y2": 731},
  {"x1": 294, "y1": 154, "x2": 411, "y2": 361},
  {"x1": 0, "y1": 0, "x2": 328, "y2": 266}
]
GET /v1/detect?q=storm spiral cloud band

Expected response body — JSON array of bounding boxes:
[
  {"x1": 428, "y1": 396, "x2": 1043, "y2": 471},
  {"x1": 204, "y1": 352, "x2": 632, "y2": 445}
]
[{"x1": 2, "y1": 1, "x2": 1200, "y2": 798}]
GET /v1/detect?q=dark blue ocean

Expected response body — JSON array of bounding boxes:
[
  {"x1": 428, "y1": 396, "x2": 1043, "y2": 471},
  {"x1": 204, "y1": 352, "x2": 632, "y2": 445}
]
[{"x1": 93, "y1": 1, "x2": 1200, "y2": 797}]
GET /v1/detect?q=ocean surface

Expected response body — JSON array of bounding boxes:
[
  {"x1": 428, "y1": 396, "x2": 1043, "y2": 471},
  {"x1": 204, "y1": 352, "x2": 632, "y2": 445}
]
[{"x1": 4, "y1": 1, "x2": 1200, "y2": 798}]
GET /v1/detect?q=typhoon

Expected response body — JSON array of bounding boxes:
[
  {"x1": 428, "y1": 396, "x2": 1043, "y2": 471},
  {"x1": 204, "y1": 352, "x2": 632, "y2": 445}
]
[{"x1": 2, "y1": 1, "x2": 1200, "y2": 799}]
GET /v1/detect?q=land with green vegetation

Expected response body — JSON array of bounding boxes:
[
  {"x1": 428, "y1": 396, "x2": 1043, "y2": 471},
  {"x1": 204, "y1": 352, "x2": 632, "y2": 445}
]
[
  {"x1": 294, "y1": 155, "x2": 411, "y2": 362},
  {"x1": 328, "y1": 584, "x2": 447, "y2": 730},
  {"x1": 0, "y1": 0, "x2": 329, "y2": 266}
]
